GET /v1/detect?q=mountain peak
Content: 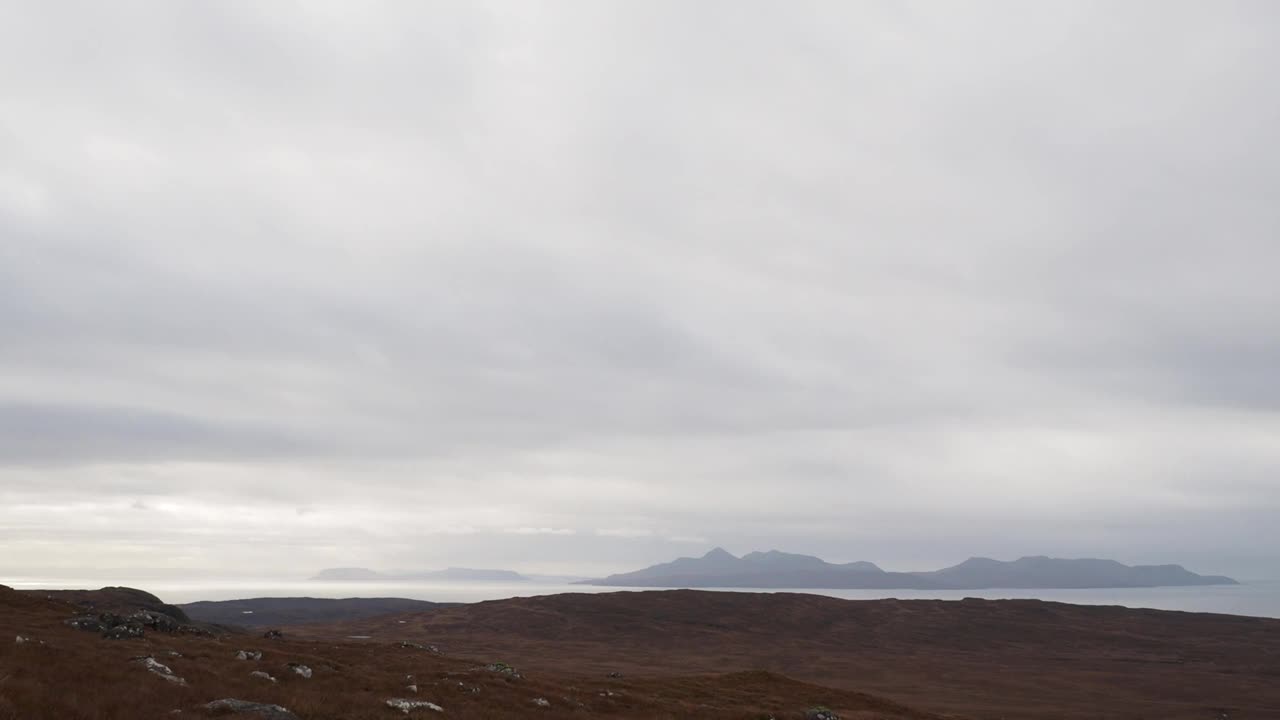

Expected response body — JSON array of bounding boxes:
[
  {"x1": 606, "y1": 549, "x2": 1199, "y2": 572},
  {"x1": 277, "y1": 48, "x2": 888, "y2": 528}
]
[{"x1": 703, "y1": 547, "x2": 736, "y2": 560}]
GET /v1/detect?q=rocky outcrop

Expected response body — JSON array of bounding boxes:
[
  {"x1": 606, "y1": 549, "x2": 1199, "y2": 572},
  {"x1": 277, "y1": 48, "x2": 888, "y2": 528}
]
[
  {"x1": 202, "y1": 699, "x2": 298, "y2": 719},
  {"x1": 129, "y1": 610, "x2": 180, "y2": 632},
  {"x1": 396, "y1": 641, "x2": 441, "y2": 653},
  {"x1": 385, "y1": 698, "x2": 443, "y2": 714},
  {"x1": 235, "y1": 650, "x2": 263, "y2": 661},
  {"x1": 66, "y1": 609, "x2": 190, "y2": 640},
  {"x1": 249, "y1": 670, "x2": 277, "y2": 683},
  {"x1": 132, "y1": 656, "x2": 186, "y2": 685},
  {"x1": 485, "y1": 661, "x2": 522, "y2": 678},
  {"x1": 287, "y1": 663, "x2": 312, "y2": 679},
  {"x1": 103, "y1": 622, "x2": 145, "y2": 640}
]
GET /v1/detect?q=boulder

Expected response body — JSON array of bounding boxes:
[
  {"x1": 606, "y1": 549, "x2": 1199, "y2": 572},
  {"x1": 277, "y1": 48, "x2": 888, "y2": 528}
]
[
  {"x1": 129, "y1": 610, "x2": 181, "y2": 632},
  {"x1": 287, "y1": 663, "x2": 312, "y2": 679},
  {"x1": 202, "y1": 699, "x2": 298, "y2": 719},
  {"x1": 385, "y1": 698, "x2": 443, "y2": 714},
  {"x1": 396, "y1": 641, "x2": 441, "y2": 653},
  {"x1": 103, "y1": 623, "x2": 145, "y2": 640},
  {"x1": 177, "y1": 624, "x2": 215, "y2": 637},
  {"x1": 235, "y1": 650, "x2": 263, "y2": 661},
  {"x1": 533, "y1": 697, "x2": 551, "y2": 707},
  {"x1": 484, "y1": 661, "x2": 522, "y2": 678},
  {"x1": 805, "y1": 708, "x2": 840, "y2": 720},
  {"x1": 262, "y1": 629, "x2": 283, "y2": 640},
  {"x1": 132, "y1": 656, "x2": 186, "y2": 685},
  {"x1": 67, "y1": 616, "x2": 103, "y2": 632},
  {"x1": 249, "y1": 670, "x2": 277, "y2": 683}
]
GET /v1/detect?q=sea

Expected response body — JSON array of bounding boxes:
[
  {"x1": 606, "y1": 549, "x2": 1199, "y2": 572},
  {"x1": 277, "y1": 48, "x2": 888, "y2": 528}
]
[{"x1": 6, "y1": 577, "x2": 1280, "y2": 619}]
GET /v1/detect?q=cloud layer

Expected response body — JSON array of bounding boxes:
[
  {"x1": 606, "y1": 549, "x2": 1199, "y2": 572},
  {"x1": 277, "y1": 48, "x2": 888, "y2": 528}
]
[{"x1": 2, "y1": 1, "x2": 1278, "y2": 579}]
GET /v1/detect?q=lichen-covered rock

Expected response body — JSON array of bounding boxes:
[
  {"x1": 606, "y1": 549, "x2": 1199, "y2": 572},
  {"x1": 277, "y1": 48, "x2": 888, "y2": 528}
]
[
  {"x1": 485, "y1": 661, "x2": 522, "y2": 678},
  {"x1": 129, "y1": 610, "x2": 181, "y2": 632},
  {"x1": 287, "y1": 662, "x2": 312, "y2": 679},
  {"x1": 385, "y1": 698, "x2": 443, "y2": 714},
  {"x1": 203, "y1": 698, "x2": 299, "y2": 719},
  {"x1": 235, "y1": 649, "x2": 263, "y2": 661},
  {"x1": 396, "y1": 641, "x2": 441, "y2": 653},
  {"x1": 103, "y1": 623, "x2": 144, "y2": 640},
  {"x1": 67, "y1": 615, "x2": 103, "y2": 632},
  {"x1": 132, "y1": 656, "x2": 186, "y2": 685},
  {"x1": 250, "y1": 670, "x2": 277, "y2": 683}
]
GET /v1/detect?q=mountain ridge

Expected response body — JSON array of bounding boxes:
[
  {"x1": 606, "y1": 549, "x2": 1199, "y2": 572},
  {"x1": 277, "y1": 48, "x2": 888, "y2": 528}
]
[{"x1": 586, "y1": 548, "x2": 1238, "y2": 589}]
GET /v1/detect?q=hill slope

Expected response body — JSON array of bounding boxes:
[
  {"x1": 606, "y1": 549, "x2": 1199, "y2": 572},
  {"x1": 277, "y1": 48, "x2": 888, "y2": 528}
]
[
  {"x1": 0, "y1": 584, "x2": 935, "y2": 719},
  {"x1": 295, "y1": 589, "x2": 1280, "y2": 720},
  {"x1": 179, "y1": 597, "x2": 457, "y2": 628}
]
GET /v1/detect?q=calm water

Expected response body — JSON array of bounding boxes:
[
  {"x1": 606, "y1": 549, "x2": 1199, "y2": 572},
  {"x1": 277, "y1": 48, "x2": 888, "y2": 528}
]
[{"x1": 7, "y1": 577, "x2": 1280, "y2": 619}]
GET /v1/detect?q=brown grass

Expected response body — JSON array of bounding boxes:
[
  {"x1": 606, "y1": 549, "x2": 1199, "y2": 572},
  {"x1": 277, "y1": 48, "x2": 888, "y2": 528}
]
[
  {"x1": 0, "y1": 585, "x2": 935, "y2": 719},
  {"x1": 291, "y1": 590, "x2": 1280, "y2": 720}
]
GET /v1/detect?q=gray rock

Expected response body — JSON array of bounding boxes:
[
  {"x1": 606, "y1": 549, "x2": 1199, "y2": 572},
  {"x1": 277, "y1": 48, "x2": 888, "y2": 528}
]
[
  {"x1": 203, "y1": 699, "x2": 299, "y2": 719},
  {"x1": 287, "y1": 662, "x2": 312, "y2": 679},
  {"x1": 128, "y1": 610, "x2": 180, "y2": 632},
  {"x1": 67, "y1": 616, "x2": 103, "y2": 632},
  {"x1": 262, "y1": 629, "x2": 283, "y2": 640},
  {"x1": 484, "y1": 661, "x2": 522, "y2": 678},
  {"x1": 805, "y1": 708, "x2": 840, "y2": 720},
  {"x1": 103, "y1": 623, "x2": 144, "y2": 640},
  {"x1": 385, "y1": 698, "x2": 443, "y2": 714},
  {"x1": 250, "y1": 670, "x2": 277, "y2": 683},
  {"x1": 396, "y1": 641, "x2": 441, "y2": 653},
  {"x1": 533, "y1": 697, "x2": 551, "y2": 707},
  {"x1": 235, "y1": 649, "x2": 263, "y2": 661},
  {"x1": 132, "y1": 656, "x2": 186, "y2": 685}
]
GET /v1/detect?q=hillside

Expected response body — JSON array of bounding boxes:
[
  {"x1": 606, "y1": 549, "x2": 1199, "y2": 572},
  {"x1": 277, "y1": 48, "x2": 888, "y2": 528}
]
[
  {"x1": 0, "y1": 584, "x2": 935, "y2": 719},
  {"x1": 294, "y1": 589, "x2": 1280, "y2": 720},
  {"x1": 179, "y1": 597, "x2": 457, "y2": 628},
  {"x1": 589, "y1": 548, "x2": 1238, "y2": 589}
]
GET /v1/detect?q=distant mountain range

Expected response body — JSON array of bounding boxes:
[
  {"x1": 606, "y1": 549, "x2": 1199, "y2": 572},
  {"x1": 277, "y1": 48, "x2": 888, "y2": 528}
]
[
  {"x1": 312, "y1": 567, "x2": 529, "y2": 583},
  {"x1": 585, "y1": 548, "x2": 1238, "y2": 589}
]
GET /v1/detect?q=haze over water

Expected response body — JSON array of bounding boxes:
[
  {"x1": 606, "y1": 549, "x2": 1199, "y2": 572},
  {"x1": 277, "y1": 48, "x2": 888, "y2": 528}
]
[{"x1": 8, "y1": 577, "x2": 1279, "y2": 620}]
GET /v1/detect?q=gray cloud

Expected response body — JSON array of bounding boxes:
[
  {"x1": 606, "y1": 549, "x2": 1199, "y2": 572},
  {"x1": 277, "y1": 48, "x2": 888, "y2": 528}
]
[{"x1": 1, "y1": 1, "x2": 1277, "y2": 580}]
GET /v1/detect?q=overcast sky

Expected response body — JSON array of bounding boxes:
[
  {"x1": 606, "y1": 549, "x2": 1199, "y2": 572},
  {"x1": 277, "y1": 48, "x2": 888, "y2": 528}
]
[{"x1": 1, "y1": 1, "x2": 1277, "y2": 581}]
